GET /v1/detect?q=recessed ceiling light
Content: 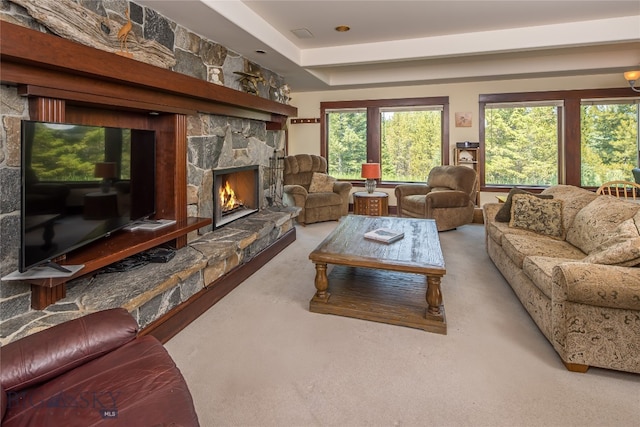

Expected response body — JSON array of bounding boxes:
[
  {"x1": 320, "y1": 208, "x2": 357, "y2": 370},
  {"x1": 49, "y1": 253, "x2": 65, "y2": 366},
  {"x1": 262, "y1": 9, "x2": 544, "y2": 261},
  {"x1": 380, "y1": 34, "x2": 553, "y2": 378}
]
[
  {"x1": 291, "y1": 28, "x2": 314, "y2": 39},
  {"x1": 335, "y1": 25, "x2": 350, "y2": 32},
  {"x1": 255, "y1": 49, "x2": 266, "y2": 54}
]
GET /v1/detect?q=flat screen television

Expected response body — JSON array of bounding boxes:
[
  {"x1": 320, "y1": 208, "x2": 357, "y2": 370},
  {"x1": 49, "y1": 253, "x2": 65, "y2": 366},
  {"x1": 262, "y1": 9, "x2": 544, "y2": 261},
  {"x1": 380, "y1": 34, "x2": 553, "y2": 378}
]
[{"x1": 20, "y1": 120, "x2": 156, "y2": 273}]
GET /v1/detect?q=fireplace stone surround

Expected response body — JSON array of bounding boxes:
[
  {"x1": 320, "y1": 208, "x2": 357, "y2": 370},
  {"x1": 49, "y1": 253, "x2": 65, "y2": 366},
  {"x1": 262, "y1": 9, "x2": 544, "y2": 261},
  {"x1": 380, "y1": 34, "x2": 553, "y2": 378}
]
[
  {"x1": 0, "y1": 207, "x2": 300, "y2": 345},
  {"x1": 0, "y1": 21, "x2": 297, "y2": 342}
]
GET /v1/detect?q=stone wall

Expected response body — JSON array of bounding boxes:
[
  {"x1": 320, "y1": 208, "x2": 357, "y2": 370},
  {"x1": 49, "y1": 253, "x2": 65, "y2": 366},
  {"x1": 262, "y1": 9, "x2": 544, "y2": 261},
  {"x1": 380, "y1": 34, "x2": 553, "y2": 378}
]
[
  {"x1": 1, "y1": 0, "x2": 288, "y2": 102},
  {"x1": 0, "y1": 0, "x2": 289, "y2": 327}
]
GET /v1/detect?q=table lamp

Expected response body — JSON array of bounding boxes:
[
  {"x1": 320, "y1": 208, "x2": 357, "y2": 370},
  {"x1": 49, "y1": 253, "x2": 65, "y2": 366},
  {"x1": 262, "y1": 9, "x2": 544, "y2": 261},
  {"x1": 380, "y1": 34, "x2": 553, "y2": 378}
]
[
  {"x1": 94, "y1": 162, "x2": 117, "y2": 193},
  {"x1": 361, "y1": 163, "x2": 381, "y2": 193}
]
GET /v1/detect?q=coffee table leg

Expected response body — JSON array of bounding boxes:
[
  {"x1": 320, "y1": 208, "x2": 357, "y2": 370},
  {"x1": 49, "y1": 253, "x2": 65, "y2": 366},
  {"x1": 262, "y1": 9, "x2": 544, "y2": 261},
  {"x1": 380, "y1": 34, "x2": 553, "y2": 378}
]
[
  {"x1": 313, "y1": 262, "x2": 330, "y2": 302},
  {"x1": 426, "y1": 275, "x2": 442, "y2": 316}
]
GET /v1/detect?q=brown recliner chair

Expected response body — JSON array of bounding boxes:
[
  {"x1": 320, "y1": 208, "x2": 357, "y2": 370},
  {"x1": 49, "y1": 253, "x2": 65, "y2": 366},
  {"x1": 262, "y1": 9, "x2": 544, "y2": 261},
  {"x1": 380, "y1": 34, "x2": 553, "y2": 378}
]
[
  {"x1": 395, "y1": 165, "x2": 477, "y2": 231},
  {"x1": 283, "y1": 154, "x2": 352, "y2": 225}
]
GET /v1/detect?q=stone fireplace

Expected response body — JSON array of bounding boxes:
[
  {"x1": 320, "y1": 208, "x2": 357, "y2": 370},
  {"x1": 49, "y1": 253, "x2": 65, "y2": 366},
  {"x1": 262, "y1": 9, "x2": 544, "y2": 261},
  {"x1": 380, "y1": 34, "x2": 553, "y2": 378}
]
[
  {"x1": 186, "y1": 116, "x2": 286, "y2": 234},
  {"x1": 213, "y1": 165, "x2": 259, "y2": 228},
  {"x1": 0, "y1": 16, "x2": 297, "y2": 341}
]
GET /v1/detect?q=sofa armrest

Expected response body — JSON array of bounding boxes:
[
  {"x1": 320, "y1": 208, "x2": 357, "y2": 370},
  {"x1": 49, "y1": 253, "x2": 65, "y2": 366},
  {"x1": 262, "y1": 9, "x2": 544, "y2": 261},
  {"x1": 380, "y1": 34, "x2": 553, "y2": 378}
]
[
  {"x1": 283, "y1": 184, "x2": 308, "y2": 206},
  {"x1": 0, "y1": 308, "x2": 138, "y2": 392},
  {"x1": 483, "y1": 203, "x2": 502, "y2": 224},
  {"x1": 332, "y1": 181, "x2": 352, "y2": 198},
  {"x1": 394, "y1": 184, "x2": 431, "y2": 199},
  {"x1": 552, "y1": 262, "x2": 640, "y2": 310}
]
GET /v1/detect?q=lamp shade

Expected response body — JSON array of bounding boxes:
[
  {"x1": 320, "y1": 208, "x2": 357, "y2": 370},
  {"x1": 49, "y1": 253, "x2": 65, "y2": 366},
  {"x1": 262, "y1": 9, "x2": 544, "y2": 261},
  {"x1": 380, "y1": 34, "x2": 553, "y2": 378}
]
[
  {"x1": 94, "y1": 162, "x2": 117, "y2": 179},
  {"x1": 624, "y1": 70, "x2": 640, "y2": 82},
  {"x1": 361, "y1": 163, "x2": 381, "y2": 179}
]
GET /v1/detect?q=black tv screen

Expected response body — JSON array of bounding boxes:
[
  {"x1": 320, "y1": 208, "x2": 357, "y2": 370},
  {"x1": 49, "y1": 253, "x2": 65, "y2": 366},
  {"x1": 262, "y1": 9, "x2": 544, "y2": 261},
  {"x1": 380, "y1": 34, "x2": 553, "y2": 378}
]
[{"x1": 20, "y1": 121, "x2": 156, "y2": 272}]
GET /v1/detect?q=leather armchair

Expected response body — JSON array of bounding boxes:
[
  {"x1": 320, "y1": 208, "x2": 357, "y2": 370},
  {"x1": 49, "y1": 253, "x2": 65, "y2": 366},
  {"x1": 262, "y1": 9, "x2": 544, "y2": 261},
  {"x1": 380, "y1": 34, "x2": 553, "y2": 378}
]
[
  {"x1": 0, "y1": 308, "x2": 199, "y2": 426},
  {"x1": 395, "y1": 165, "x2": 477, "y2": 231},
  {"x1": 283, "y1": 154, "x2": 352, "y2": 225}
]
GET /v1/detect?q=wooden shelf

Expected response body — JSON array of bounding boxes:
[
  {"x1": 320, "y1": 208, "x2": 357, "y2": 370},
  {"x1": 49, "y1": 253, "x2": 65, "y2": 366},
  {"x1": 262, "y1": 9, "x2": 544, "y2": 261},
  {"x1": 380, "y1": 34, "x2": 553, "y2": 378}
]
[
  {"x1": 28, "y1": 217, "x2": 211, "y2": 289},
  {"x1": 454, "y1": 147, "x2": 481, "y2": 206},
  {"x1": 26, "y1": 217, "x2": 210, "y2": 310}
]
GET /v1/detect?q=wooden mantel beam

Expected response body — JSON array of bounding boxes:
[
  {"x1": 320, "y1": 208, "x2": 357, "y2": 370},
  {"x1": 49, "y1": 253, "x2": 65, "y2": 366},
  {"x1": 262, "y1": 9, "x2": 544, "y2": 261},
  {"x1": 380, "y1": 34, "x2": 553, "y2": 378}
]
[{"x1": 0, "y1": 21, "x2": 297, "y2": 120}]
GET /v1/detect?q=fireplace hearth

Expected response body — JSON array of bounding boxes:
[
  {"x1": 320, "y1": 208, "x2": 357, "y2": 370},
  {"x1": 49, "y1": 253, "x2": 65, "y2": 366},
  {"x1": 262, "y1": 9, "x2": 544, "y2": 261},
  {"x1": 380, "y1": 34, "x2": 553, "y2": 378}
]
[{"x1": 213, "y1": 166, "x2": 260, "y2": 228}]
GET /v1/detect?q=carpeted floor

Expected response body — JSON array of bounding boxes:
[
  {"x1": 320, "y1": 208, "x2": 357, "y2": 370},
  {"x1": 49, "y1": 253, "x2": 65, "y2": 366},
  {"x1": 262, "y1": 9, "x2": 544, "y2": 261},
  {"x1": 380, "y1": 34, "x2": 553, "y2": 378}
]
[{"x1": 165, "y1": 220, "x2": 639, "y2": 427}]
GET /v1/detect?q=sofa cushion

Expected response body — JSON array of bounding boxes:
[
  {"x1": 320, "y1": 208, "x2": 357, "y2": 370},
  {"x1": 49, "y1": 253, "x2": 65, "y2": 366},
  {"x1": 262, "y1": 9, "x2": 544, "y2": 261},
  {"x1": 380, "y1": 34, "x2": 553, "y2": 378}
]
[
  {"x1": 305, "y1": 191, "x2": 342, "y2": 208},
  {"x1": 509, "y1": 194, "x2": 564, "y2": 240},
  {"x1": 523, "y1": 256, "x2": 581, "y2": 299},
  {"x1": 403, "y1": 195, "x2": 427, "y2": 216},
  {"x1": 308, "y1": 172, "x2": 335, "y2": 193},
  {"x1": 502, "y1": 234, "x2": 586, "y2": 268},
  {"x1": 495, "y1": 188, "x2": 553, "y2": 222},
  {"x1": 487, "y1": 219, "x2": 542, "y2": 246},
  {"x1": 582, "y1": 215, "x2": 640, "y2": 266},
  {"x1": 541, "y1": 184, "x2": 598, "y2": 232},
  {"x1": 565, "y1": 195, "x2": 640, "y2": 254}
]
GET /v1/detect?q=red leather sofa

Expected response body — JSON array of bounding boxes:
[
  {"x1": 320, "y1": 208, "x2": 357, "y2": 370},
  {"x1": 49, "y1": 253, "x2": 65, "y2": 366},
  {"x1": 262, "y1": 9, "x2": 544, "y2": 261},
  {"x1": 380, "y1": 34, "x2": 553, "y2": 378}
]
[{"x1": 0, "y1": 308, "x2": 199, "y2": 426}]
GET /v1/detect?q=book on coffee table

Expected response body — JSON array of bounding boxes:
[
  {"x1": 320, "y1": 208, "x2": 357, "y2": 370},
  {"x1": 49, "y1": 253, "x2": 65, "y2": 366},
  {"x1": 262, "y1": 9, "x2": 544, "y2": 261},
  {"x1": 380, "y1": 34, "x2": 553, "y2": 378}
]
[{"x1": 364, "y1": 227, "x2": 404, "y2": 244}]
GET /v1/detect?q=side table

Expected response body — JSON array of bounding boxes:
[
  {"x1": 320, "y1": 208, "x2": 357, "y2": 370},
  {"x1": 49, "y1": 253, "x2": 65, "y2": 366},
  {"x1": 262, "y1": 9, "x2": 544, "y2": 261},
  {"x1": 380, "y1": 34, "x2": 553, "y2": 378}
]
[{"x1": 353, "y1": 191, "x2": 389, "y2": 216}]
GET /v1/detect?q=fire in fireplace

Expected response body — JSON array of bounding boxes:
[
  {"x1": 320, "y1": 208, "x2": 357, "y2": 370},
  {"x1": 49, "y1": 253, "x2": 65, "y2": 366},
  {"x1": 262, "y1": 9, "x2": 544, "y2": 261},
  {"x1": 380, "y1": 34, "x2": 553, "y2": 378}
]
[{"x1": 213, "y1": 165, "x2": 259, "y2": 228}]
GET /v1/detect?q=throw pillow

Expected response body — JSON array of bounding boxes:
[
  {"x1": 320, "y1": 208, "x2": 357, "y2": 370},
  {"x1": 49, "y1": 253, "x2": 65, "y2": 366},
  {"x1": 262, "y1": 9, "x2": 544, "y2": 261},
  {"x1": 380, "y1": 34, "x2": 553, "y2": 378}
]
[
  {"x1": 582, "y1": 217, "x2": 640, "y2": 266},
  {"x1": 495, "y1": 188, "x2": 553, "y2": 222},
  {"x1": 565, "y1": 195, "x2": 640, "y2": 254},
  {"x1": 509, "y1": 194, "x2": 564, "y2": 239},
  {"x1": 308, "y1": 172, "x2": 335, "y2": 193}
]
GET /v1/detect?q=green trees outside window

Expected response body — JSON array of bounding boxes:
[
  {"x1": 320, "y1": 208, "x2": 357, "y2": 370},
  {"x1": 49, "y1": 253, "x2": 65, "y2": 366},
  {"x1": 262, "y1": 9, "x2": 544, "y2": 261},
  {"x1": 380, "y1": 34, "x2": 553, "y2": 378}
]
[
  {"x1": 323, "y1": 97, "x2": 448, "y2": 183},
  {"x1": 481, "y1": 90, "x2": 639, "y2": 189},
  {"x1": 381, "y1": 109, "x2": 442, "y2": 182},
  {"x1": 581, "y1": 102, "x2": 639, "y2": 186},
  {"x1": 485, "y1": 105, "x2": 559, "y2": 186},
  {"x1": 326, "y1": 110, "x2": 367, "y2": 180}
]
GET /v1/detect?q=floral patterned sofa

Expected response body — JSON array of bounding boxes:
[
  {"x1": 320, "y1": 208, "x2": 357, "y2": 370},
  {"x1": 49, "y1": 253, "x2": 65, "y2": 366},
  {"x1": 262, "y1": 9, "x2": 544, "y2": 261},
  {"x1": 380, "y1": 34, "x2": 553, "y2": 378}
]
[{"x1": 483, "y1": 185, "x2": 640, "y2": 374}]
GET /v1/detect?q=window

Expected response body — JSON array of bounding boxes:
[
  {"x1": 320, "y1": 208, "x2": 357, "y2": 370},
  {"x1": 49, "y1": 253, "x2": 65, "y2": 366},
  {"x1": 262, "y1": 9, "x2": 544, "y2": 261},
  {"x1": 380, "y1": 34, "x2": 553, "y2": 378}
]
[
  {"x1": 484, "y1": 102, "x2": 561, "y2": 186},
  {"x1": 581, "y1": 99, "x2": 639, "y2": 186},
  {"x1": 326, "y1": 109, "x2": 367, "y2": 180},
  {"x1": 322, "y1": 97, "x2": 449, "y2": 183},
  {"x1": 480, "y1": 89, "x2": 640, "y2": 190},
  {"x1": 381, "y1": 108, "x2": 442, "y2": 182}
]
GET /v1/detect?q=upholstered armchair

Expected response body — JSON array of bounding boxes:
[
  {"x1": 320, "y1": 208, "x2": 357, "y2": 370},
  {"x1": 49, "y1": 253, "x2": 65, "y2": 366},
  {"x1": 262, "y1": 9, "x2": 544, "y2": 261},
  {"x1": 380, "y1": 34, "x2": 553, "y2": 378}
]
[
  {"x1": 395, "y1": 165, "x2": 477, "y2": 231},
  {"x1": 283, "y1": 154, "x2": 352, "y2": 225}
]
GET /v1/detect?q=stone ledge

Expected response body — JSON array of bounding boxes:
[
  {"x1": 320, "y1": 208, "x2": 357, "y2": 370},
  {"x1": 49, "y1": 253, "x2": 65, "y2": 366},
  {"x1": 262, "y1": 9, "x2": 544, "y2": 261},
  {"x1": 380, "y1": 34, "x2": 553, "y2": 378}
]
[{"x1": 0, "y1": 207, "x2": 300, "y2": 344}]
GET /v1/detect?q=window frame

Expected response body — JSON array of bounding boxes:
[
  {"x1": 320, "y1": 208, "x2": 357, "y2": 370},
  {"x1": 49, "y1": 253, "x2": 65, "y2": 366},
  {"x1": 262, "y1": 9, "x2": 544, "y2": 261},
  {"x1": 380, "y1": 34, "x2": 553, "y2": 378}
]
[
  {"x1": 321, "y1": 97, "x2": 450, "y2": 186},
  {"x1": 479, "y1": 88, "x2": 639, "y2": 192}
]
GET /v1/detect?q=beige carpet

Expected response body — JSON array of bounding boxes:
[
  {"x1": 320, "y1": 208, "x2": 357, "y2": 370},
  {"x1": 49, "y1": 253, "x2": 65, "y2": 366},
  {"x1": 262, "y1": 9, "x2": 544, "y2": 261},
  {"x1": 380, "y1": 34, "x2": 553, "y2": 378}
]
[{"x1": 166, "y1": 220, "x2": 639, "y2": 427}]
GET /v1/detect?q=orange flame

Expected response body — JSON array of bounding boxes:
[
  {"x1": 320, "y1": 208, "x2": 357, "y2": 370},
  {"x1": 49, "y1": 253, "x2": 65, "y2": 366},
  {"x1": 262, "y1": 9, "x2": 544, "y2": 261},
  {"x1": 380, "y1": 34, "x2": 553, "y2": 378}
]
[{"x1": 219, "y1": 180, "x2": 242, "y2": 211}]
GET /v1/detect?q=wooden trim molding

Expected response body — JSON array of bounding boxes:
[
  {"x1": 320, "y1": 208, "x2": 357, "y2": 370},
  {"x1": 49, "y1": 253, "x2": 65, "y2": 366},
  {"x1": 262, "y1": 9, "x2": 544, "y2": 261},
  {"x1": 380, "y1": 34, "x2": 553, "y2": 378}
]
[{"x1": 291, "y1": 118, "x2": 320, "y2": 124}]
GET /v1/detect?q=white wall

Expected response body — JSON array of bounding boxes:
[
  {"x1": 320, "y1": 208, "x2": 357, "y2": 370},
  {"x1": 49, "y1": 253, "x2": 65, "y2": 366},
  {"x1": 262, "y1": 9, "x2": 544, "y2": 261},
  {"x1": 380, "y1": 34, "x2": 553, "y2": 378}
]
[{"x1": 287, "y1": 72, "x2": 627, "y2": 205}]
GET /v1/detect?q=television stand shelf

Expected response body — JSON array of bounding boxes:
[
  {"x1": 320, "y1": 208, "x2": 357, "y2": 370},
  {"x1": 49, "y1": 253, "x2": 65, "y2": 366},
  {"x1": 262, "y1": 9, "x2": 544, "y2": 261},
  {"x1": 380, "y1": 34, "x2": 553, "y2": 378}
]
[{"x1": 25, "y1": 217, "x2": 211, "y2": 310}]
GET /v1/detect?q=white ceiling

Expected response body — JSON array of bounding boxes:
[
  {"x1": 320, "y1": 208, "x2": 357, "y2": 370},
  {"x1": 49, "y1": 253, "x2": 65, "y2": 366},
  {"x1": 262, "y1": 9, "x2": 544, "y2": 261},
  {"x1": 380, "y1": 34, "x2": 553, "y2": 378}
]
[{"x1": 136, "y1": 0, "x2": 640, "y2": 92}]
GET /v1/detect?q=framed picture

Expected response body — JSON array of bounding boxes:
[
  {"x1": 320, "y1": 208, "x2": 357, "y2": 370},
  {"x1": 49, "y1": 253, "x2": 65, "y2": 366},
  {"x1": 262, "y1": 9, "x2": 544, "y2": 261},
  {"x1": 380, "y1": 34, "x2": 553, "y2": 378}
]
[{"x1": 455, "y1": 112, "x2": 472, "y2": 127}]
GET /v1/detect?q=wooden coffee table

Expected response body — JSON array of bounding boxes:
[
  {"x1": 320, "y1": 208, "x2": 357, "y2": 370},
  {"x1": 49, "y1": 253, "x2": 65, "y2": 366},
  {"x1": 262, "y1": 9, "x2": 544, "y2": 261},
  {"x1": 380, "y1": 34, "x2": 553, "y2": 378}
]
[{"x1": 309, "y1": 215, "x2": 447, "y2": 334}]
